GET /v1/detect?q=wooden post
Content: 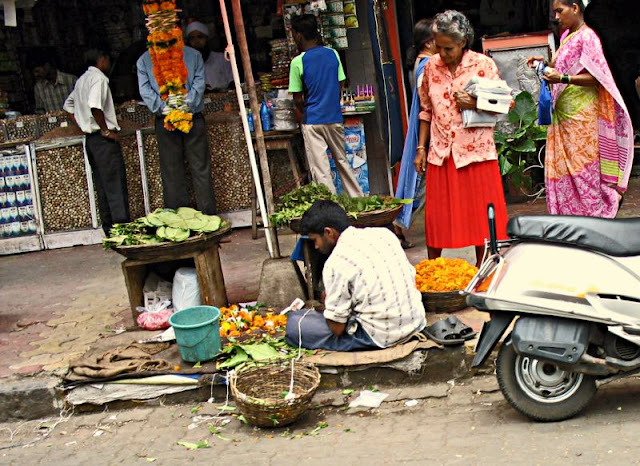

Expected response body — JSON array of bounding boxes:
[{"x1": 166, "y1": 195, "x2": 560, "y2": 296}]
[{"x1": 230, "y1": 0, "x2": 281, "y2": 258}]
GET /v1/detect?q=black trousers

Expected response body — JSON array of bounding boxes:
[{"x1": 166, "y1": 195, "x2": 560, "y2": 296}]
[
  {"x1": 155, "y1": 114, "x2": 216, "y2": 214},
  {"x1": 85, "y1": 133, "x2": 130, "y2": 235}
]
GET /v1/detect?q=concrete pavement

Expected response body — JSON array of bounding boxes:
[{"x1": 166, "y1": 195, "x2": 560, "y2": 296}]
[{"x1": 1, "y1": 375, "x2": 640, "y2": 464}]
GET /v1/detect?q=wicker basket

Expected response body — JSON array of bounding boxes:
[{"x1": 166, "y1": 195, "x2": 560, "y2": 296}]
[
  {"x1": 112, "y1": 224, "x2": 232, "y2": 261},
  {"x1": 288, "y1": 204, "x2": 403, "y2": 233},
  {"x1": 422, "y1": 290, "x2": 468, "y2": 313},
  {"x1": 230, "y1": 360, "x2": 321, "y2": 428}
]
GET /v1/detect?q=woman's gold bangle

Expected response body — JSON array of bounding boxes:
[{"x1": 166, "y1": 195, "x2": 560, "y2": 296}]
[{"x1": 417, "y1": 145, "x2": 426, "y2": 151}]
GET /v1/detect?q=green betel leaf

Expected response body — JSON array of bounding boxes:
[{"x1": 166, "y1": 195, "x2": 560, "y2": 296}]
[
  {"x1": 513, "y1": 139, "x2": 537, "y2": 153},
  {"x1": 217, "y1": 347, "x2": 249, "y2": 369},
  {"x1": 238, "y1": 343, "x2": 283, "y2": 361},
  {"x1": 509, "y1": 90, "x2": 537, "y2": 126},
  {"x1": 176, "y1": 207, "x2": 199, "y2": 219},
  {"x1": 529, "y1": 125, "x2": 548, "y2": 140},
  {"x1": 499, "y1": 155, "x2": 513, "y2": 176}
]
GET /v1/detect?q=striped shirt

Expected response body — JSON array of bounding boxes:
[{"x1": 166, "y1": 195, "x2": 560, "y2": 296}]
[
  {"x1": 322, "y1": 226, "x2": 426, "y2": 348},
  {"x1": 34, "y1": 71, "x2": 77, "y2": 114}
]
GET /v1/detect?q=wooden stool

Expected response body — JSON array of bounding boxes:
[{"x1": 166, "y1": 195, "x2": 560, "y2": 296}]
[
  {"x1": 121, "y1": 241, "x2": 228, "y2": 325},
  {"x1": 251, "y1": 130, "x2": 306, "y2": 239}
]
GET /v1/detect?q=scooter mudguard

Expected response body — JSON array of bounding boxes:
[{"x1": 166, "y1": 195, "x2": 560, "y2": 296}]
[
  {"x1": 472, "y1": 310, "x2": 514, "y2": 367},
  {"x1": 511, "y1": 316, "x2": 590, "y2": 365}
]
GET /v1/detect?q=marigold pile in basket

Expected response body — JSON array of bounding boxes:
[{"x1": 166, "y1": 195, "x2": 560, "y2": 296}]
[
  {"x1": 219, "y1": 305, "x2": 288, "y2": 338},
  {"x1": 142, "y1": 0, "x2": 192, "y2": 133},
  {"x1": 415, "y1": 257, "x2": 478, "y2": 292}
]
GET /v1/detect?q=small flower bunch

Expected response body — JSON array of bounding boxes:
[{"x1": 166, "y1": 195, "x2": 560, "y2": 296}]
[
  {"x1": 219, "y1": 304, "x2": 288, "y2": 338},
  {"x1": 142, "y1": 0, "x2": 192, "y2": 133},
  {"x1": 415, "y1": 257, "x2": 478, "y2": 292}
]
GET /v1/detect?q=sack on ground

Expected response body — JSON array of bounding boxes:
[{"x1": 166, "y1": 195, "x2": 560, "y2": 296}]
[{"x1": 172, "y1": 267, "x2": 202, "y2": 311}]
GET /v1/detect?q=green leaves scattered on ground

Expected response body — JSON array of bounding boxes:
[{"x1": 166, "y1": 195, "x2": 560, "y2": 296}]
[
  {"x1": 103, "y1": 207, "x2": 226, "y2": 249},
  {"x1": 177, "y1": 440, "x2": 210, "y2": 450}
]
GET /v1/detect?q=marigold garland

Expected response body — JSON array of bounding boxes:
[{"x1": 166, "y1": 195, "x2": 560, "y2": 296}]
[
  {"x1": 415, "y1": 257, "x2": 478, "y2": 292},
  {"x1": 218, "y1": 304, "x2": 288, "y2": 339},
  {"x1": 142, "y1": 0, "x2": 193, "y2": 133}
]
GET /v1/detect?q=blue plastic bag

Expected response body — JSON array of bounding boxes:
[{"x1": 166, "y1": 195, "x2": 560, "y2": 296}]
[{"x1": 536, "y1": 63, "x2": 553, "y2": 125}]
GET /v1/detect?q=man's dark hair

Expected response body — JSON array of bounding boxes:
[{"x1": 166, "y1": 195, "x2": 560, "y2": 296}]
[
  {"x1": 27, "y1": 50, "x2": 54, "y2": 70},
  {"x1": 83, "y1": 49, "x2": 109, "y2": 69},
  {"x1": 290, "y1": 14, "x2": 319, "y2": 41},
  {"x1": 300, "y1": 200, "x2": 350, "y2": 235}
]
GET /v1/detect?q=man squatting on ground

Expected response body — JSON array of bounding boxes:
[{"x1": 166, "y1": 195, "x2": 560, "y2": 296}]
[
  {"x1": 288, "y1": 14, "x2": 363, "y2": 197},
  {"x1": 137, "y1": 40, "x2": 216, "y2": 215},
  {"x1": 285, "y1": 200, "x2": 427, "y2": 351},
  {"x1": 64, "y1": 49, "x2": 130, "y2": 236}
]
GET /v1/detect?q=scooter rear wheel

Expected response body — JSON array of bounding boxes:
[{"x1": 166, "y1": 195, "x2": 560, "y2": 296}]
[{"x1": 496, "y1": 340, "x2": 597, "y2": 422}]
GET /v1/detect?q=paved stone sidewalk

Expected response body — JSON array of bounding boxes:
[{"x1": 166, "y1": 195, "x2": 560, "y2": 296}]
[{"x1": 1, "y1": 376, "x2": 639, "y2": 465}]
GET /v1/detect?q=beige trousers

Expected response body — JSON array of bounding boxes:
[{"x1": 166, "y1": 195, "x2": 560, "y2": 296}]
[{"x1": 301, "y1": 123, "x2": 364, "y2": 197}]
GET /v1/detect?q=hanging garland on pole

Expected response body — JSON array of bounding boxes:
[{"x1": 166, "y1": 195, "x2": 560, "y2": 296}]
[{"x1": 142, "y1": 0, "x2": 192, "y2": 133}]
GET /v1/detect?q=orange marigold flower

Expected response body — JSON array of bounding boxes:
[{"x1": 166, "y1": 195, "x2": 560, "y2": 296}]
[{"x1": 414, "y1": 257, "x2": 478, "y2": 292}]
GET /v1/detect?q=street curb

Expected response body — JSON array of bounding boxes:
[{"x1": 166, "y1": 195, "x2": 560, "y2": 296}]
[
  {"x1": 0, "y1": 375, "x2": 63, "y2": 423},
  {"x1": 0, "y1": 343, "x2": 499, "y2": 422}
]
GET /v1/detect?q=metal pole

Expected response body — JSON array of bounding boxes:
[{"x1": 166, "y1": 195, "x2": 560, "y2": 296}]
[
  {"x1": 218, "y1": 0, "x2": 277, "y2": 258},
  {"x1": 229, "y1": 0, "x2": 281, "y2": 258}
]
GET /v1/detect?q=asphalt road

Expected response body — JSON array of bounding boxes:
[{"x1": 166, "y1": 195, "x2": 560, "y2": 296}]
[{"x1": 1, "y1": 375, "x2": 640, "y2": 465}]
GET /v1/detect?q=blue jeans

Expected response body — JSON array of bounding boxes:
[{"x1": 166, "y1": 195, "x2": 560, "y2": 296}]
[{"x1": 285, "y1": 310, "x2": 380, "y2": 351}]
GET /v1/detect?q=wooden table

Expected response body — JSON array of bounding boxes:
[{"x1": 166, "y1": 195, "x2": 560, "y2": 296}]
[
  {"x1": 117, "y1": 231, "x2": 230, "y2": 325},
  {"x1": 251, "y1": 129, "x2": 306, "y2": 238}
]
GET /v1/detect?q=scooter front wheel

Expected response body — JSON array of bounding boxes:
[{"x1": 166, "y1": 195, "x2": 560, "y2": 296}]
[{"x1": 496, "y1": 340, "x2": 597, "y2": 422}]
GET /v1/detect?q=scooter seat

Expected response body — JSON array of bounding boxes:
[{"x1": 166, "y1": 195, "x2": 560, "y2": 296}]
[{"x1": 507, "y1": 215, "x2": 640, "y2": 257}]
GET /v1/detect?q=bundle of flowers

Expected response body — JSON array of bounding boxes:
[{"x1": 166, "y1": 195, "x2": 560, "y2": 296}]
[
  {"x1": 219, "y1": 304, "x2": 288, "y2": 339},
  {"x1": 415, "y1": 258, "x2": 478, "y2": 293},
  {"x1": 142, "y1": 0, "x2": 192, "y2": 133}
]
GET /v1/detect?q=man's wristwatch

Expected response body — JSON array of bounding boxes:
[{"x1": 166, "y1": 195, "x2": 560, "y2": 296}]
[{"x1": 101, "y1": 129, "x2": 111, "y2": 137}]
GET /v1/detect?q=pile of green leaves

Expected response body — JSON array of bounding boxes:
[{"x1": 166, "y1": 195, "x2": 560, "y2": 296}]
[
  {"x1": 103, "y1": 207, "x2": 226, "y2": 249},
  {"x1": 270, "y1": 183, "x2": 412, "y2": 226},
  {"x1": 217, "y1": 335, "x2": 312, "y2": 370}
]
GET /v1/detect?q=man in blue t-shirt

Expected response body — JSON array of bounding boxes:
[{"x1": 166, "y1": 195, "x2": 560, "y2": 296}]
[{"x1": 288, "y1": 15, "x2": 363, "y2": 197}]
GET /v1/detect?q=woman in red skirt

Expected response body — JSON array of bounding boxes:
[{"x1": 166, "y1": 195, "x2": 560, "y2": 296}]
[{"x1": 413, "y1": 10, "x2": 508, "y2": 266}]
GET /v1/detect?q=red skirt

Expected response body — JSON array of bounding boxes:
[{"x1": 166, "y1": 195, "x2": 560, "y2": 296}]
[{"x1": 425, "y1": 156, "x2": 508, "y2": 248}]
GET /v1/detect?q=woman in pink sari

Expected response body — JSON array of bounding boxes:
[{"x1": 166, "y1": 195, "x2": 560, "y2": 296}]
[{"x1": 528, "y1": 0, "x2": 633, "y2": 218}]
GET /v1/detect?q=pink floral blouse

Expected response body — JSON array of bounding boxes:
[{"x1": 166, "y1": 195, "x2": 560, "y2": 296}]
[{"x1": 419, "y1": 50, "x2": 500, "y2": 169}]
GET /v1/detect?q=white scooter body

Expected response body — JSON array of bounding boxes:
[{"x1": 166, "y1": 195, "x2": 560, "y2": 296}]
[
  {"x1": 477, "y1": 242, "x2": 640, "y2": 330},
  {"x1": 466, "y1": 212, "x2": 640, "y2": 422}
]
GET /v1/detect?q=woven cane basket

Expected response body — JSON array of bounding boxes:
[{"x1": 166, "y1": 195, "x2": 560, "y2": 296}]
[
  {"x1": 289, "y1": 204, "x2": 403, "y2": 233},
  {"x1": 230, "y1": 360, "x2": 321, "y2": 428},
  {"x1": 422, "y1": 290, "x2": 468, "y2": 313}
]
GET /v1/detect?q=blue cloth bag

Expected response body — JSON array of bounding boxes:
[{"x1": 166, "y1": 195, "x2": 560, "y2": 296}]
[{"x1": 536, "y1": 63, "x2": 553, "y2": 125}]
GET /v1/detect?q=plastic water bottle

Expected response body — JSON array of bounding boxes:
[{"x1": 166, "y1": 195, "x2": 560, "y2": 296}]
[
  {"x1": 247, "y1": 110, "x2": 254, "y2": 133},
  {"x1": 260, "y1": 101, "x2": 271, "y2": 132}
]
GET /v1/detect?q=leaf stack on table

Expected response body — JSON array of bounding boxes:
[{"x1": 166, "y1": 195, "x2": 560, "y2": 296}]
[
  {"x1": 270, "y1": 183, "x2": 412, "y2": 227},
  {"x1": 102, "y1": 207, "x2": 227, "y2": 248}
]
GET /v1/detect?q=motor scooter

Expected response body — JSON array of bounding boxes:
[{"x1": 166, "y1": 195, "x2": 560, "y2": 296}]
[{"x1": 466, "y1": 205, "x2": 640, "y2": 422}]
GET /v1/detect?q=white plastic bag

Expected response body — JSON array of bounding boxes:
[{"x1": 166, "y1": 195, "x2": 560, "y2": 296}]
[
  {"x1": 172, "y1": 268, "x2": 202, "y2": 312},
  {"x1": 143, "y1": 272, "x2": 173, "y2": 309}
]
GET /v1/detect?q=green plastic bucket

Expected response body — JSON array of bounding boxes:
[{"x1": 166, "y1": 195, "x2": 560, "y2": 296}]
[{"x1": 169, "y1": 306, "x2": 221, "y2": 363}]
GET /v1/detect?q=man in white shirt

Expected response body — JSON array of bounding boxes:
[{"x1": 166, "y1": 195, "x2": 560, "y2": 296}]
[
  {"x1": 286, "y1": 200, "x2": 426, "y2": 351},
  {"x1": 185, "y1": 21, "x2": 233, "y2": 91},
  {"x1": 64, "y1": 49, "x2": 129, "y2": 235}
]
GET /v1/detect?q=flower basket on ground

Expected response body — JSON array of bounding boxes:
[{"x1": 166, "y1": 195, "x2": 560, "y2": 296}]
[{"x1": 415, "y1": 258, "x2": 478, "y2": 312}]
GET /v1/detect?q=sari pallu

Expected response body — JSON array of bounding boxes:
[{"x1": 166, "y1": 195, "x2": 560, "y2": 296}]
[
  {"x1": 546, "y1": 26, "x2": 633, "y2": 218},
  {"x1": 394, "y1": 57, "x2": 428, "y2": 230}
]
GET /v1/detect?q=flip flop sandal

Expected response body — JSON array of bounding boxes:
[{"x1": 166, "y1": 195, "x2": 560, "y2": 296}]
[
  {"x1": 445, "y1": 316, "x2": 478, "y2": 341},
  {"x1": 422, "y1": 318, "x2": 466, "y2": 346}
]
